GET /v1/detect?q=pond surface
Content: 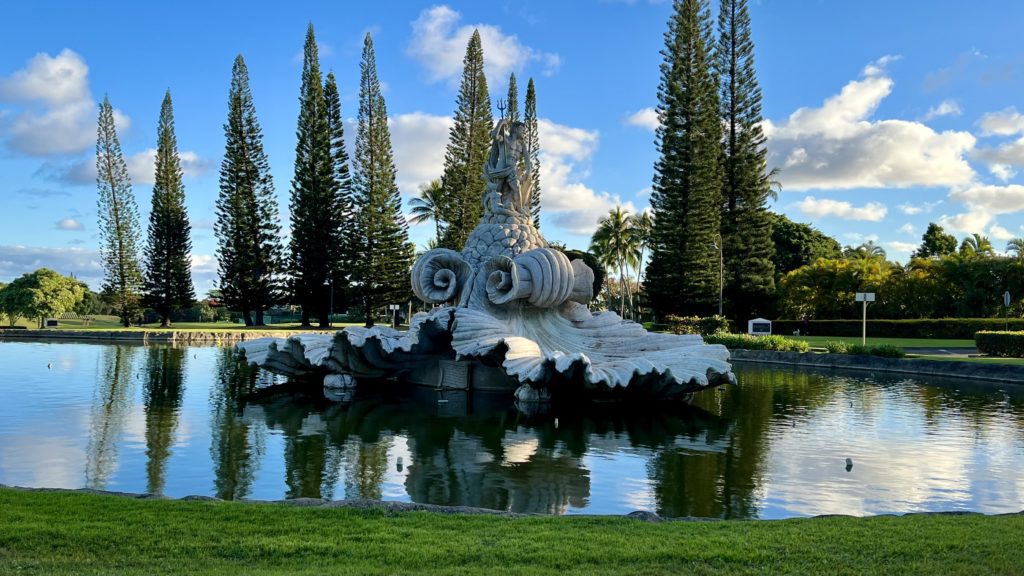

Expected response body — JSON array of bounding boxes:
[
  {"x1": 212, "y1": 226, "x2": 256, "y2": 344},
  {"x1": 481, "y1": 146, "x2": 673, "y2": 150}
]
[{"x1": 1, "y1": 340, "x2": 1023, "y2": 518}]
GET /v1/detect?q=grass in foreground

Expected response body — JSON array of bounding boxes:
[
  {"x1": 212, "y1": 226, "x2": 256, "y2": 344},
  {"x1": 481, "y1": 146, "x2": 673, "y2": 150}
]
[{"x1": 0, "y1": 489, "x2": 1021, "y2": 575}]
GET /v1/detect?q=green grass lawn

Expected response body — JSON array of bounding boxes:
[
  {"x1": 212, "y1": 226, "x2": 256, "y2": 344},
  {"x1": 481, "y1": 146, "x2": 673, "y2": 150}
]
[
  {"x1": 791, "y1": 335, "x2": 977, "y2": 348},
  {"x1": 0, "y1": 489, "x2": 1020, "y2": 575}
]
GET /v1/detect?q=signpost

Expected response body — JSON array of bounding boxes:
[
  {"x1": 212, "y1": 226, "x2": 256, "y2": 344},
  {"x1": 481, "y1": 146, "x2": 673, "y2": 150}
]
[
  {"x1": 389, "y1": 304, "x2": 400, "y2": 328},
  {"x1": 855, "y1": 292, "x2": 875, "y2": 345},
  {"x1": 1004, "y1": 291, "x2": 1012, "y2": 331}
]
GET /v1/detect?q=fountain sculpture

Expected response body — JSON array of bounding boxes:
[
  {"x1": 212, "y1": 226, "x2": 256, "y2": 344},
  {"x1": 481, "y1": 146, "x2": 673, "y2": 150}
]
[{"x1": 238, "y1": 116, "x2": 734, "y2": 402}]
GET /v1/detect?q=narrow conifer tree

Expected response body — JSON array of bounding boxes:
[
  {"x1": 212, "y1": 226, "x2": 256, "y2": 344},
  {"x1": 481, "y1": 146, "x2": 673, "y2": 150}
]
[
  {"x1": 215, "y1": 55, "x2": 283, "y2": 326},
  {"x1": 351, "y1": 34, "x2": 413, "y2": 327},
  {"x1": 646, "y1": 0, "x2": 723, "y2": 318},
  {"x1": 288, "y1": 24, "x2": 337, "y2": 327},
  {"x1": 438, "y1": 30, "x2": 493, "y2": 250},
  {"x1": 96, "y1": 95, "x2": 144, "y2": 326},
  {"x1": 506, "y1": 73, "x2": 520, "y2": 122},
  {"x1": 324, "y1": 71, "x2": 356, "y2": 320},
  {"x1": 717, "y1": 0, "x2": 774, "y2": 320},
  {"x1": 144, "y1": 90, "x2": 195, "y2": 327},
  {"x1": 524, "y1": 78, "x2": 542, "y2": 229}
]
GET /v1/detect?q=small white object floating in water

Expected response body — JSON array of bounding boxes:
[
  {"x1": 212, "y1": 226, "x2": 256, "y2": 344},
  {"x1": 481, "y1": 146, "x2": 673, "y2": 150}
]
[{"x1": 236, "y1": 117, "x2": 734, "y2": 404}]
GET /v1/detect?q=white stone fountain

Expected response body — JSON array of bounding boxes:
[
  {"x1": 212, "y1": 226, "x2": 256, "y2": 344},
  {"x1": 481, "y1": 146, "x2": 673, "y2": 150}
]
[{"x1": 237, "y1": 117, "x2": 734, "y2": 402}]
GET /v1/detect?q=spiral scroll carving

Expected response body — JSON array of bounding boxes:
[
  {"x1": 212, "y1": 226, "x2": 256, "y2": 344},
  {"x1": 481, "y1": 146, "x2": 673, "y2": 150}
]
[
  {"x1": 482, "y1": 248, "x2": 578, "y2": 308},
  {"x1": 411, "y1": 249, "x2": 473, "y2": 306}
]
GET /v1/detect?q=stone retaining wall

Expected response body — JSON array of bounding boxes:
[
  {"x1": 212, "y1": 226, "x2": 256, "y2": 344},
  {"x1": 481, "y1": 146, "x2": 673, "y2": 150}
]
[
  {"x1": 730, "y1": 349, "x2": 1024, "y2": 384},
  {"x1": 0, "y1": 329, "x2": 333, "y2": 344}
]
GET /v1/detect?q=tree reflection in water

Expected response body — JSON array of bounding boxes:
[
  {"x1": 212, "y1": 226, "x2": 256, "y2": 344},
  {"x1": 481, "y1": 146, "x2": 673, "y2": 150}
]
[
  {"x1": 142, "y1": 346, "x2": 186, "y2": 495},
  {"x1": 85, "y1": 345, "x2": 138, "y2": 489}
]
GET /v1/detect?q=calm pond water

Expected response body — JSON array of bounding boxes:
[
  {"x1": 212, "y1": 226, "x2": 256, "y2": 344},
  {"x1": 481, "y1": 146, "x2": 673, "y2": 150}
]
[{"x1": 1, "y1": 340, "x2": 1023, "y2": 518}]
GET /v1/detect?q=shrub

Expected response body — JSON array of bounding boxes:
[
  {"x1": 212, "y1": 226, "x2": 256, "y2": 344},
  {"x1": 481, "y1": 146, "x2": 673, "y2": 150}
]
[
  {"x1": 975, "y1": 331, "x2": 1024, "y2": 357},
  {"x1": 869, "y1": 344, "x2": 905, "y2": 358},
  {"x1": 772, "y1": 318, "x2": 1024, "y2": 339},
  {"x1": 824, "y1": 340, "x2": 848, "y2": 354},
  {"x1": 666, "y1": 315, "x2": 731, "y2": 336},
  {"x1": 704, "y1": 333, "x2": 809, "y2": 352}
]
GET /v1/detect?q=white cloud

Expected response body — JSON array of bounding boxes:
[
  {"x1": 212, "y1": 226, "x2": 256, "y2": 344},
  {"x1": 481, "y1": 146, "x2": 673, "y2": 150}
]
[
  {"x1": 938, "y1": 210, "x2": 993, "y2": 235},
  {"x1": 407, "y1": 5, "x2": 560, "y2": 86},
  {"x1": 898, "y1": 222, "x2": 916, "y2": 236},
  {"x1": 625, "y1": 107, "x2": 659, "y2": 131},
  {"x1": 843, "y1": 232, "x2": 879, "y2": 243},
  {"x1": 39, "y1": 148, "x2": 208, "y2": 185},
  {"x1": 765, "y1": 59, "x2": 975, "y2": 191},
  {"x1": 55, "y1": 218, "x2": 83, "y2": 231},
  {"x1": 885, "y1": 241, "x2": 918, "y2": 253},
  {"x1": 978, "y1": 107, "x2": 1024, "y2": 136},
  {"x1": 897, "y1": 200, "x2": 941, "y2": 215},
  {"x1": 797, "y1": 196, "x2": 887, "y2": 221},
  {"x1": 922, "y1": 99, "x2": 961, "y2": 121},
  {"x1": 988, "y1": 224, "x2": 1015, "y2": 242},
  {"x1": 0, "y1": 49, "x2": 130, "y2": 156},
  {"x1": 533, "y1": 119, "x2": 632, "y2": 235},
  {"x1": 388, "y1": 112, "x2": 453, "y2": 196},
  {"x1": 973, "y1": 138, "x2": 1024, "y2": 180},
  {"x1": 948, "y1": 183, "x2": 1024, "y2": 215},
  {"x1": 0, "y1": 245, "x2": 102, "y2": 287}
]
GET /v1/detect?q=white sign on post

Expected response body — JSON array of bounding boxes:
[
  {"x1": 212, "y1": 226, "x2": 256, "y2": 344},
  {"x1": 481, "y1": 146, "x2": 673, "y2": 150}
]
[{"x1": 855, "y1": 292, "x2": 875, "y2": 345}]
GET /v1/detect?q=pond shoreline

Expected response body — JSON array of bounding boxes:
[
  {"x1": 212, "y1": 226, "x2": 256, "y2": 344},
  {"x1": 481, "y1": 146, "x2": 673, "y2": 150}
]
[
  {"x1": 730, "y1": 349, "x2": 1024, "y2": 384},
  {"x1": 2, "y1": 485, "x2": 1018, "y2": 521},
  {"x1": 0, "y1": 328, "x2": 334, "y2": 343}
]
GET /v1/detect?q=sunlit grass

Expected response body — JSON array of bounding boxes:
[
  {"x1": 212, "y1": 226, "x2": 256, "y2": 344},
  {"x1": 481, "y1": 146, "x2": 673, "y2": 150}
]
[{"x1": 0, "y1": 489, "x2": 1019, "y2": 575}]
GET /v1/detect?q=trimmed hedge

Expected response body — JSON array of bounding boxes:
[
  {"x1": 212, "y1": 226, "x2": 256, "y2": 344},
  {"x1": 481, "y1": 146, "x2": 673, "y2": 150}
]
[
  {"x1": 665, "y1": 315, "x2": 731, "y2": 336},
  {"x1": 704, "y1": 333, "x2": 810, "y2": 352},
  {"x1": 823, "y1": 340, "x2": 906, "y2": 358},
  {"x1": 774, "y1": 318, "x2": 1024, "y2": 339},
  {"x1": 975, "y1": 331, "x2": 1024, "y2": 357}
]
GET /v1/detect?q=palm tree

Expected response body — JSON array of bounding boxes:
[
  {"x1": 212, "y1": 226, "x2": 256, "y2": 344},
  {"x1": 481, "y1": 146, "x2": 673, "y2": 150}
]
[
  {"x1": 1007, "y1": 238, "x2": 1024, "y2": 259},
  {"x1": 628, "y1": 210, "x2": 653, "y2": 320},
  {"x1": 959, "y1": 233, "x2": 994, "y2": 258},
  {"x1": 844, "y1": 241, "x2": 886, "y2": 261},
  {"x1": 590, "y1": 206, "x2": 640, "y2": 318},
  {"x1": 409, "y1": 179, "x2": 444, "y2": 244}
]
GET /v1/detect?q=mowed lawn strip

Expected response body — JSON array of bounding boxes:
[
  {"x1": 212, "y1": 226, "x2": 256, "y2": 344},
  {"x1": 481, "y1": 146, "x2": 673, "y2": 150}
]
[
  {"x1": 791, "y1": 335, "x2": 976, "y2": 349},
  {"x1": 0, "y1": 489, "x2": 1021, "y2": 575}
]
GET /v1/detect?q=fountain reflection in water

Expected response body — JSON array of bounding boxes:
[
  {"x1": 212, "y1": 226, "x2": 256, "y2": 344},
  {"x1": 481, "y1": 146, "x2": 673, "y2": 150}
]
[{"x1": 1, "y1": 342, "x2": 1023, "y2": 518}]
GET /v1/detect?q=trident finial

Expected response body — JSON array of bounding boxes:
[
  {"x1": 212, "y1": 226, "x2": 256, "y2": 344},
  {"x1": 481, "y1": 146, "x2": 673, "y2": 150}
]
[{"x1": 496, "y1": 99, "x2": 507, "y2": 120}]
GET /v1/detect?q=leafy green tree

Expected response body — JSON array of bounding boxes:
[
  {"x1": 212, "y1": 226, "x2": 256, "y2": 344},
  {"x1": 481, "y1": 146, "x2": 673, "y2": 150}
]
[
  {"x1": 769, "y1": 212, "x2": 841, "y2": 276},
  {"x1": 778, "y1": 258, "x2": 890, "y2": 319},
  {"x1": 716, "y1": 0, "x2": 775, "y2": 320},
  {"x1": 96, "y1": 95, "x2": 144, "y2": 326},
  {"x1": 351, "y1": 33, "x2": 414, "y2": 327},
  {"x1": 324, "y1": 70, "x2": 357, "y2": 319},
  {"x1": 409, "y1": 179, "x2": 444, "y2": 244},
  {"x1": 143, "y1": 90, "x2": 195, "y2": 327},
  {"x1": 1, "y1": 269, "x2": 87, "y2": 328},
  {"x1": 215, "y1": 55, "x2": 284, "y2": 326},
  {"x1": 629, "y1": 210, "x2": 654, "y2": 320},
  {"x1": 590, "y1": 206, "x2": 641, "y2": 317},
  {"x1": 646, "y1": 0, "x2": 723, "y2": 318},
  {"x1": 438, "y1": 30, "x2": 493, "y2": 250},
  {"x1": 912, "y1": 223, "x2": 958, "y2": 259},
  {"x1": 288, "y1": 24, "x2": 338, "y2": 327},
  {"x1": 524, "y1": 78, "x2": 541, "y2": 229}
]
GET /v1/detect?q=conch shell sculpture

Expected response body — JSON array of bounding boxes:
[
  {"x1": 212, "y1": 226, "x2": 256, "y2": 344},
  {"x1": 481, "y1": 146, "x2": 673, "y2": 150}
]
[{"x1": 238, "y1": 118, "x2": 734, "y2": 402}]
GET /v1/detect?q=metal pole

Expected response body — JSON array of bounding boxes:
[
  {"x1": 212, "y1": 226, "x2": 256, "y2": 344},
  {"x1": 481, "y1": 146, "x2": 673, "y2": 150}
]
[
  {"x1": 328, "y1": 279, "x2": 333, "y2": 328},
  {"x1": 862, "y1": 299, "x2": 867, "y2": 346}
]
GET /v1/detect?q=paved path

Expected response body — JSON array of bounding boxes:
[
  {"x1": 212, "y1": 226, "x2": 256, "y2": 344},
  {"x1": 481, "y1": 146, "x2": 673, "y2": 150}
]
[{"x1": 903, "y1": 347, "x2": 978, "y2": 358}]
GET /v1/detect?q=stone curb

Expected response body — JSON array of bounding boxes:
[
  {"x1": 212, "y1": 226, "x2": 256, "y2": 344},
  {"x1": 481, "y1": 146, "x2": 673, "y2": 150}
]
[
  {"x1": 2, "y1": 485, "x2": 1020, "y2": 522},
  {"x1": 729, "y1": 349, "x2": 1024, "y2": 384}
]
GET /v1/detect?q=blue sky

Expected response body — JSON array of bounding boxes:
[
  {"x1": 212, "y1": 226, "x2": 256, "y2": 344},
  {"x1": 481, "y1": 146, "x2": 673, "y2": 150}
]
[{"x1": 2, "y1": 1, "x2": 1024, "y2": 293}]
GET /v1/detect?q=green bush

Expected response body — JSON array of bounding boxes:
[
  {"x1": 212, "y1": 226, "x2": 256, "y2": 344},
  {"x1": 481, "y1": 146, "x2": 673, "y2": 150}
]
[
  {"x1": 975, "y1": 331, "x2": 1024, "y2": 357},
  {"x1": 773, "y1": 318, "x2": 1024, "y2": 339},
  {"x1": 869, "y1": 344, "x2": 906, "y2": 358},
  {"x1": 824, "y1": 340, "x2": 848, "y2": 354},
  {"x1": 666, "y1": 315, "x2": 731, "y2": 336},
  {"x1": 704, "y1": 333, "x2": 810, "y2": 352}
]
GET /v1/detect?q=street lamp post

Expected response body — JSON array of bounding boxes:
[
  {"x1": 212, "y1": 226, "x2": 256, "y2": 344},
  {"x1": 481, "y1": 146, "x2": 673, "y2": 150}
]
[
  {"x1": 323, "y1": 277, "x2": 333, "y2": 328},
  {"x1": 711, "y1": 233, "x2": 723, "y2": 316}
]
